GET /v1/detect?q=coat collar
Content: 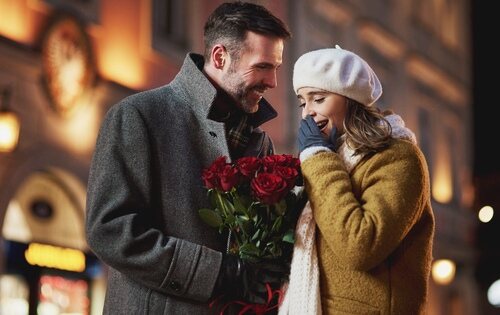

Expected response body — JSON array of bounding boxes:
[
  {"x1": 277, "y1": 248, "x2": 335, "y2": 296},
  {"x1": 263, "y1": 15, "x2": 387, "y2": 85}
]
[{"x1": 171, "y1": 53, "x2": 277, "y2": 128}]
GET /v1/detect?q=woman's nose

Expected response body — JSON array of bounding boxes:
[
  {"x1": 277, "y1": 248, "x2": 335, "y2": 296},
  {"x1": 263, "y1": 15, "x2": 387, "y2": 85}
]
[{"x1": 301, "y1": 107, "x2": 316, "y2": 119}]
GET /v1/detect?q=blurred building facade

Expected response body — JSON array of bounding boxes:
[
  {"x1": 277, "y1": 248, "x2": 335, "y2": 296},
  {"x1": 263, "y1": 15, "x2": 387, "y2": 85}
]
[{"x1": 0, "y1": 0, "x2": 480, "y2": 314}]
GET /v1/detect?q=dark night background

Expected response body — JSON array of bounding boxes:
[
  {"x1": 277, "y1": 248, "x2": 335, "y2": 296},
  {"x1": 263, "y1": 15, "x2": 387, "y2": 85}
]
[
  {"x1": 472, "y1": 2, "x2": 497, "y2": 176},
  {"x1": 472, "y1": 0, "x2": 500, "y2": 303}
]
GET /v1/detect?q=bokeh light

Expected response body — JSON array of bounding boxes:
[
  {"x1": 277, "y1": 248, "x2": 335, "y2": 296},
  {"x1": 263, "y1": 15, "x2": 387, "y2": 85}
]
[{"x1": 478, "y1": 205, "x2": 494, "y2": 223}]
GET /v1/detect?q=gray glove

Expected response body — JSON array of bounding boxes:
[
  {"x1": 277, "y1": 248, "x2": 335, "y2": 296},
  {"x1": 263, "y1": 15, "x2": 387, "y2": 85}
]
[{"x1": 298, "y1": 115, "x2": 337, "y2": 153}]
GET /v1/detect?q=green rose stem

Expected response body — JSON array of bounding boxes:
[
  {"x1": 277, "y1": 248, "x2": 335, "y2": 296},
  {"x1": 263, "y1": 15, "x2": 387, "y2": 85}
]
[{"x1": 214, "y1": 189, "x2": 245, "y2": 251}]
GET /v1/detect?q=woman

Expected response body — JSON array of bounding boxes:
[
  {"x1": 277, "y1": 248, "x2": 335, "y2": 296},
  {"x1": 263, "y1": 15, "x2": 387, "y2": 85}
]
[{"x1": 280, "y1": 46, "x2": 435, "y2": 315}]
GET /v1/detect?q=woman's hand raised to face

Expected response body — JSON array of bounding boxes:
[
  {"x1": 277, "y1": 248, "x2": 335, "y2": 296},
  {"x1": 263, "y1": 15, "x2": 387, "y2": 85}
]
[{"x1": 298, "y1": 115, "x2": 337, "y2": 153}]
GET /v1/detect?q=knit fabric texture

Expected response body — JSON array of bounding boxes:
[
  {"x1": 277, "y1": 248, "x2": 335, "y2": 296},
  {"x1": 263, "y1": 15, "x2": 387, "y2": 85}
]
[
  {"x1": 293, "y1": 45, "x2": 382, "y2": 107},
  {"x1": 278, "y1": 201, "x2": 321, "y2": 315},
  {"x1": 280, "y1": 114, "x2": 416, "y2": 315}
]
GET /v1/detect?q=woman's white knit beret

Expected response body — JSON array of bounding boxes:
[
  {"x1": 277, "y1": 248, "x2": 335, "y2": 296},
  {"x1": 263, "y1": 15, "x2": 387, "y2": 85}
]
[{"x1": 293, "y1": 45, "x2": 382, "y2": 106}]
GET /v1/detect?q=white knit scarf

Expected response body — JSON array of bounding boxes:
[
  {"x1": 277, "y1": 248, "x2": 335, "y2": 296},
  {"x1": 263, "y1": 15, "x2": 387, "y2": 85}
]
[{"x1": 278, "y1": 114, "x2": 415, "y2": 314}]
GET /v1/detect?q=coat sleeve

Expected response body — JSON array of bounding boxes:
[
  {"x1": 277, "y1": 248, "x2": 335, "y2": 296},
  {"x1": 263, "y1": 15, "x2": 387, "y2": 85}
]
[
  {"x1": 85, "y1": 102, "x2": 221, "y2": 302},
  {"x1": 301, "y1": 141, "x2": 430, "y2": 271}
]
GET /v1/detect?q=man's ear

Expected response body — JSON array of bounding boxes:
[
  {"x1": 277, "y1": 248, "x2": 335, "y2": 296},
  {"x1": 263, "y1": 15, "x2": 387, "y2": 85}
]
[{"x1": 211, "y1": 44, "x2": 227, "y2": 69}]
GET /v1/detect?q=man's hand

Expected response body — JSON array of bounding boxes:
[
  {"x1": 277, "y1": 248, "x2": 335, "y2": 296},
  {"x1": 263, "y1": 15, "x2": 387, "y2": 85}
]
[
  {"x1": 241, "y1": 258, "x2": 289, "y2": 304},
  {"x1": 213, "y1": 254, "x2": 289, "y2": 304}
]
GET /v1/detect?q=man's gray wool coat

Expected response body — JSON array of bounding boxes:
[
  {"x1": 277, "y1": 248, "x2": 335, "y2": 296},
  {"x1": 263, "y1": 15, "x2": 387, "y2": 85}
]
[{"x1": 85, "y1": 53, "x2": 277, "y2": 314}]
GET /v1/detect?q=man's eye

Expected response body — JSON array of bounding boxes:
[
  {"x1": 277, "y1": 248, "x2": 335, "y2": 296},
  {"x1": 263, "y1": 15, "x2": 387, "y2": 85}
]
[{"x1": 256, "y1": 64, "x2": 271, "y2": 70}]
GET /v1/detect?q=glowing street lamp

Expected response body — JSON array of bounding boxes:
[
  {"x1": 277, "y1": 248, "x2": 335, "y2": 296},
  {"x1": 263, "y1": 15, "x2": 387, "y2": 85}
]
[
  {"x1": 432, "y1": 259, "x2": 456, "y2": 285},
  {"x1": 488, "y1": 279, "x2": 500, "y2": 307},
  {"x1": 0, "y1": 87, "x2": 20, "y2": 152}
]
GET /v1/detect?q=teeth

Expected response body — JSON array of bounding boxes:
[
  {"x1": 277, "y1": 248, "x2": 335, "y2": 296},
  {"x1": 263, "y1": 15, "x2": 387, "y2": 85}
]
[{"x1": 317, "y1": 121, "x2": 327, "y2": 130}]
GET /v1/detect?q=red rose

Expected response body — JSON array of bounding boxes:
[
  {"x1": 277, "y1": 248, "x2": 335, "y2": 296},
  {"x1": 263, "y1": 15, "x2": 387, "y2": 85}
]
[
  {"x1": 219, "y1": 164, "x2": 241, "y2": 192},
  {"x1": 251, "y1": 173, "x2": 289, "y2": 205},
  {"x1": 273, "y1": 166, "x2": 299, "y2": 189},
  {"x1": 201, "y1": 156, "x2": 229, "y2": 190},
  {"x1": 262, "y1": 154, "x2": 300, "y2": 172},
  {"x1": 285, "y1": 155, "x2": 301, "y2": 169},
  {"x1": 210, "y1": 156, "x2": 229, "y2": 171},
  {"x1": 236, "y1": 156, "x2": 262, "y2": 178},
  {"x1": 201, "y1": 168, "x2": 220, "y2": 190}
]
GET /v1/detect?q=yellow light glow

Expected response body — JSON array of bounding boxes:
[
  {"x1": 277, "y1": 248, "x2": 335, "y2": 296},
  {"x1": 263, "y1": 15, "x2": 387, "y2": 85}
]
[
  {"x1": 479, "y1": 205, "x2": 494, "y2": 223},
  {"x1": 0, "y1": 0, "x2": 38, "y2": 44},
  {"x1": 0, "y1": 111, "x2": 20, "y2": 152},
  {"x1": 48, "y1": 93, "x2": 100, "y2": 155},
  {"x1": 100, "y1": 46, "x2": 145, "y2": 89},
  {"x1": 432, "y1": 134, "x2": 453, "y2": 203},
  {"x1": 432, "y1": 259, "x2": 456, "y2": 285},
  {"x1": 96, "y1": 0, "x2": 147, "y2": 89},
  {"x1": 24, "y1": 243, "x2": 86, "y2": 272}
]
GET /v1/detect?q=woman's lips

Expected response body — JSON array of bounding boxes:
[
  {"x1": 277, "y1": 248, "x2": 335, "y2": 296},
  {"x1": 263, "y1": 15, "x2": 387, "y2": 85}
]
[{"x1": 316, "y1": 120, "x2": 328, "y2": 131}]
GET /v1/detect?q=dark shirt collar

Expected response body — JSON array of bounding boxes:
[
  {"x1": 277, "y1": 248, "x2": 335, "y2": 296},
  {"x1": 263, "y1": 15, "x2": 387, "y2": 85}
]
[
  {"x1": 208, "y1": 86, "x2": 278, "y2": 128},
  {"x1": 180, "y1": 53, "x2": 277, "y2": 128},
  {"x1": 209, "y1": 88, "x2": 241, "y2": 122}
]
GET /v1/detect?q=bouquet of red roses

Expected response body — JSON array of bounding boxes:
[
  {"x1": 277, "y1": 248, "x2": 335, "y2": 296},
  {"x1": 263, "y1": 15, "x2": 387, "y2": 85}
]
[{"x1": 198, "y1": 154, "x2": 303, "y2": 313}]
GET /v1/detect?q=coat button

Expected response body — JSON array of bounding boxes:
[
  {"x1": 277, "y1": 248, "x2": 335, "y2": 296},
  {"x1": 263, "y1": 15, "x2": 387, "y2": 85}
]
[{"x1": 169, "y1": 280, "x2": 181, "y2": 292}]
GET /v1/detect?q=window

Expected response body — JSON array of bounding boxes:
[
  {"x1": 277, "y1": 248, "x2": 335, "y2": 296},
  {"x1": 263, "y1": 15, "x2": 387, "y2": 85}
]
[
  {"x1": 152, "y1": 0, "x2": 189, "y2": 58},
  {"x1": 412, "y1": 0, "x2": 460, "y2": 49}
]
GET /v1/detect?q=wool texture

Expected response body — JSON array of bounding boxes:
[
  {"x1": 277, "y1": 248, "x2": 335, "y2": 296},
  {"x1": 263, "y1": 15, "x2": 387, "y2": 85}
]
[
  {"x1": 280, "y1": 114, "x2": 417, "y2": 315},
  {"x1": 278, "y1": 202, "x2": 321, "y2": 315},
  {"x1": 293, "y1": 45, "x2": 382, "y2": 106}
]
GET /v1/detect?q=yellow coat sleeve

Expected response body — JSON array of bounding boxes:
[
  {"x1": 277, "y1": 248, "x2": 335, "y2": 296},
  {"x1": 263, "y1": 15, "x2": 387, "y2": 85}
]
[{"x1": 301, "y1": 139, "x2": 430, "y2": 271}]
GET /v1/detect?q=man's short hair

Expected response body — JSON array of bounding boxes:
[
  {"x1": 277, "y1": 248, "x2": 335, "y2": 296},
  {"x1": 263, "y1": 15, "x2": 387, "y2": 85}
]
[{"x1": 203, "y1": 1, "x2": 291, "y2": 62}]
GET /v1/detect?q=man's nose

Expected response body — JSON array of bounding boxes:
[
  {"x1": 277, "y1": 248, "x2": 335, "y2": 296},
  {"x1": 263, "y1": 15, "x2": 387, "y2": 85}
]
[{"x1": 263, "y1": 71, "x2": 277, "y2": 88}]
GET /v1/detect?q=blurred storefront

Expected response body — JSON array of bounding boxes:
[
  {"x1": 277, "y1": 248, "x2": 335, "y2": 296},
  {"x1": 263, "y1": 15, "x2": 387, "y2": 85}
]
[{"x1": 0, "y1": 169, "x2": 106, "y2": 314}]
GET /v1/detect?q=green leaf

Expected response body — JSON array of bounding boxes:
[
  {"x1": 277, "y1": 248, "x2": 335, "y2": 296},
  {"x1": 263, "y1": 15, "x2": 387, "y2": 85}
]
[
  {"x1": 239, "y1": 243, "x2": 260, "y2": 257},
  {"x1": 223, "y1": 212, "x2": 236, "y2": 226},
  {"x1": 208, "y1": 189, "x2": 218, "y2": 205},
  {"x1": 239, "y1": 193, "x2": 253, "y2": 208},
  {"x1": 236, "y1": 214, "x2": 250, "y2": 223},
  {"x1": 251, "y1": 229, "x2": 261, "y2": 241},
  {"x1": 282, "y1": 230, "x2": 295, "y2": 243},
  {"x1": 231, "y1": 192, "x2": 248, "y2": 215},
  {"x1": 198, "y1": 208, "x2": 223, "y2": 228},
  {"x1": 223, "y1": 195, "x2": 236, "y2": 213},
  {"x1": 274, "y1": 199, "x2": 287, "y2": 215},
  {"x1": 240, "y1": 253, "x2": 260, "y2": 263},
  {"x1": 235, "y1": 215, "x2": 251, "y2": 237},
  {"x1": 213, "y1": 190, "x2": 237, "y2": 224},
  {"x1": 214, "y1": 190, "x2": 228, "y2": 214},
  {"x1": 271, "y1": 216, "x2": 283, "y2": 232},
  {"x1": 217, "y1": 193, "x2": 235, "y2": 215}
]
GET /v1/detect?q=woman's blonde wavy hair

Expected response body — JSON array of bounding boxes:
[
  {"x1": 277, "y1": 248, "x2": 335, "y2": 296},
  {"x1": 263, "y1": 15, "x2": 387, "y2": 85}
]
[{"x1": 341, "y1": 98, "x2": 393, "y2": 156}]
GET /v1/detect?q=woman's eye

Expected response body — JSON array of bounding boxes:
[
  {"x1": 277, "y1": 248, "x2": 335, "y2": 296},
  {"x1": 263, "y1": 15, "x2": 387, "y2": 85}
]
[
  {"x1": 299, "y1": 103, "x2": 305, "y2": 108},
  {"x1": 314, "y1": 97, "x2": 325, "y2": 104}
]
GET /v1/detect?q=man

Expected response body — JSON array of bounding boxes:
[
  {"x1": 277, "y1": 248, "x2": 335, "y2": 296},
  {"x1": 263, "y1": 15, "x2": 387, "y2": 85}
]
[{"x1": 85, "y1": 1, "x2": 291, "y2": 314}]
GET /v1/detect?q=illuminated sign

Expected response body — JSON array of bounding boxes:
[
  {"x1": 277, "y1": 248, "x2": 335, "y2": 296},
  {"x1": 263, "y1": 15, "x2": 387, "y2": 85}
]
[{"x1": 24, "y1": 242, "x2": 86, "y2": 272}]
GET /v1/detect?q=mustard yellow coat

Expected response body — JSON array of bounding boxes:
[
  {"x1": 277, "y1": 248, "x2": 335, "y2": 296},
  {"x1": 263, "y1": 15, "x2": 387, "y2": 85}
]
[{"x1": 301, "y1": 139, "x2": 435, "y2": 315}]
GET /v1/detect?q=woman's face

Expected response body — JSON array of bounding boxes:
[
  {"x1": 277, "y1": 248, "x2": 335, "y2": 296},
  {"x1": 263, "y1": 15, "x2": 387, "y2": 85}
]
[{"x1": 297, "y1": 87, "x2": 348, "y2": 137}]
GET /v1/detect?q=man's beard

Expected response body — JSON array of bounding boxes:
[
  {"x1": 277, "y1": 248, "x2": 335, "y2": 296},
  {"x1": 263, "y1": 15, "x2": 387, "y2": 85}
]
[{"x1": 222, "y1": 67, "x2": 261, "y2": 114}]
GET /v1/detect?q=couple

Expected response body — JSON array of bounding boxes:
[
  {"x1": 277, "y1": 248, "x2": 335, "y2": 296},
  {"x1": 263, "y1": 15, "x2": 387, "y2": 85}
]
[{"x1": 85, "y1": 1, "x2": 435, "y2": 314}]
